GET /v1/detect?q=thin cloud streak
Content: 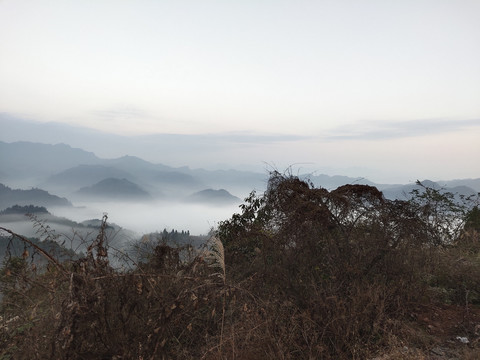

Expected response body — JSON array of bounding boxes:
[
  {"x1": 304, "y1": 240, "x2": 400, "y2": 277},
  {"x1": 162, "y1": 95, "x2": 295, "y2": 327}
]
[
  {"x1": 136, "y1": 132, "x2": 311, "y2": 148},
  {"x1": 91, "y1": 107, "x2": 150, "y2": 120},
  {"x1": 323, "y1": 118, "x2": 480, "y2": 141}
]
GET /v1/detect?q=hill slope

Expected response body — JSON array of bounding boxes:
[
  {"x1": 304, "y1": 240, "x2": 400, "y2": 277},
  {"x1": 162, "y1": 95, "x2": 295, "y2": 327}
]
[
  {"x1": 185, "y1": 188, "x2": 241, "y2": 205},
  {"x1": 0, "y1": 183, "x2": 72, "y2": 210}
]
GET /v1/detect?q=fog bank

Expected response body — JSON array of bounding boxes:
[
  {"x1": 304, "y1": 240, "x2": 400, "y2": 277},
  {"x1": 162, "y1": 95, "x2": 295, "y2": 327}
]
[{"x1": 51, "y1": 200, "x2": 241, "y2": 236}]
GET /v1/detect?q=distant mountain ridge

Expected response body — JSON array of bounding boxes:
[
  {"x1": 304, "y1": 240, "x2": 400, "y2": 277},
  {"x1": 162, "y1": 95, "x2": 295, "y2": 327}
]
[
  {"x1": 0, "y1": 141, "x2": 100, "y2": 182},
  {"x1": 381, "y1": 180, "x2": 478, "y2": 201},
  {"x1": 439, "y1": 179, "x2": 480, "y2": 193},
  {"x1": 0, "y1": 141, "x2": 478, "y2": 206},
  {"x1": 0, "y1": 114, "x2": 308, "y2": 172}
]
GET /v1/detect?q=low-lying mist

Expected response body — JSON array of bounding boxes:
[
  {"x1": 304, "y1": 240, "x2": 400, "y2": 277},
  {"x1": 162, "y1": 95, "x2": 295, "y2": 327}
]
[{"x1": 50, "y1": 199, "x2": 241, "y2": 237}]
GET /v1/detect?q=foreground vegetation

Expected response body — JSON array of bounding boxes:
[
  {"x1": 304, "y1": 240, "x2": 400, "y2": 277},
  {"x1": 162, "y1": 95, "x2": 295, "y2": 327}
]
[{"x1": 0, "y1": 172, "x2": 479, "y2": 359}]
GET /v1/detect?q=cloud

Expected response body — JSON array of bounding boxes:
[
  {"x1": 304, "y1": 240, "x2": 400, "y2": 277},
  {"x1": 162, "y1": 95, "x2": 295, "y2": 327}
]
[
  {"x1": 91, "y1": 106, "x2": 150, "y2": 121},
  {"x1": 324, "y1": 118, "x2": 480, "y2": 141}
]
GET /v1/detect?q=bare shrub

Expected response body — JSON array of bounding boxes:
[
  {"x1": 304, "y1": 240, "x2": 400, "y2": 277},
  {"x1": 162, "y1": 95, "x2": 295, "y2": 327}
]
[{"x1": 216, "y1": 172, "x2": 478, "y2": 358}]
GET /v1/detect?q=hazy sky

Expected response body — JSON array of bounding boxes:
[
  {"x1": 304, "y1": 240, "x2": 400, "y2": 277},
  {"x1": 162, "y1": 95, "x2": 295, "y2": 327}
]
[{"x1": 1, "y1": 0, "x2": 479, "y2": 182}]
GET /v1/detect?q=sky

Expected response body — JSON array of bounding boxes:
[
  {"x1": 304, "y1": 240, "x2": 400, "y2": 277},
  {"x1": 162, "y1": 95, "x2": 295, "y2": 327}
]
[{"x1": 0, "y1": 0, "x2": 479, "y2": 183}]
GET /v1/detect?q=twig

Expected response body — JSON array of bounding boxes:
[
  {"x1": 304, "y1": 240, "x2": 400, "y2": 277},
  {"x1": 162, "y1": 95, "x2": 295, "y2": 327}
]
[{"x1": 0, "y1": 227, "x2": 67, "y2": 275}]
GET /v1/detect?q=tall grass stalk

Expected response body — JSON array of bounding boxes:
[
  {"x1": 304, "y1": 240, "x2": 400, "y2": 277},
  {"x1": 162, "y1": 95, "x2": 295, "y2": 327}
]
[{"x1": 207, "y1": 236, "x2": 227, "y2": 354}]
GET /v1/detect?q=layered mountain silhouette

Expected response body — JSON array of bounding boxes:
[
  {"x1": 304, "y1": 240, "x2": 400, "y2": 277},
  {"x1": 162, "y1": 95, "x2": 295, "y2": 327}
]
[
  {"x1": 185, "y1": 189, "x2": 241, "y2": 205},
  {"x1": 0, "y1": 141, "x2": 263, "y2": 198},
  {"x1": 0, "y1": 141, "x2": 478, "y2": 207},
  {"x1": 45, "y1": 164, "x2": 136, "y2": 190},
  {"x1": 76, "y1": 178, "x2": 151, "y2": 201}
]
